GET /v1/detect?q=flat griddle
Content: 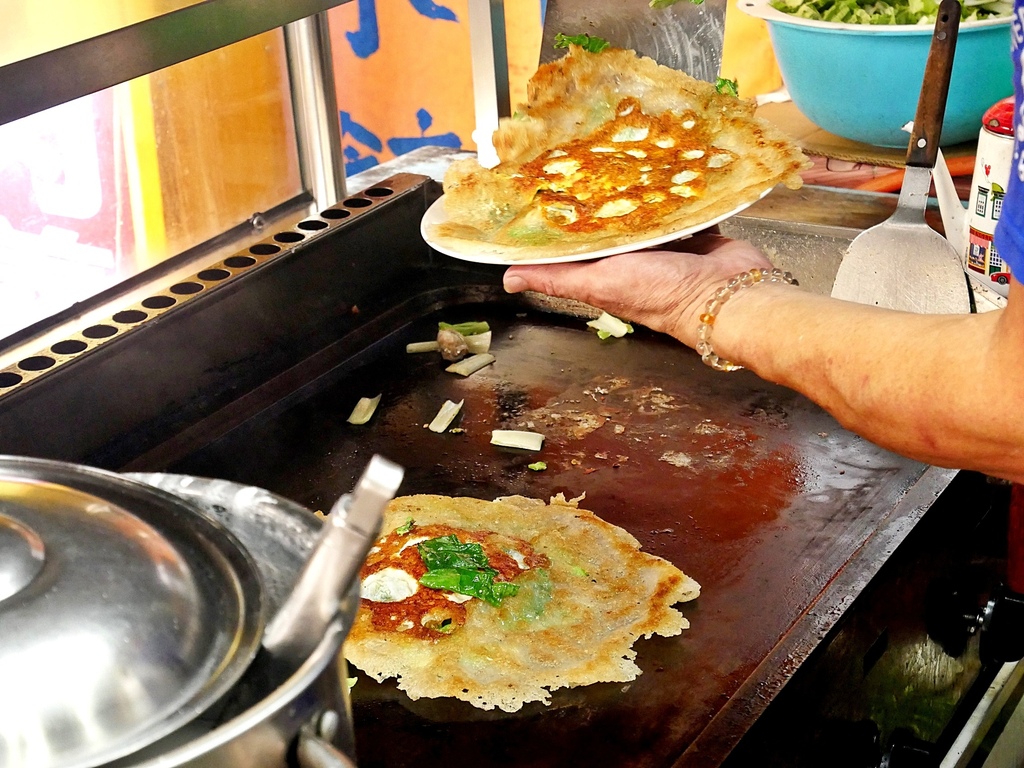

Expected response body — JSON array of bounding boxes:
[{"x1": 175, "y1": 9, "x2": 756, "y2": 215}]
[
  {"x1": 0, "y1": 170, "x2": 955, "y2": 767},
  {"x1": 168, "y1": 299, "x2": 951, "y2": 768}
]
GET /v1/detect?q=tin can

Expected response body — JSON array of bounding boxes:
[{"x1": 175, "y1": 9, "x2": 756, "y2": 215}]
[{"x1": 965, "y1": 97, "x2": 1014, "y2": 298}]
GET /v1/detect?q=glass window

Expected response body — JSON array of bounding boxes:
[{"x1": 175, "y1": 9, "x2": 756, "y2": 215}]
[
  {"x1": 975, "y1": 187, "x2": 989, "y2": 217},
  {"x1": 0, "y1": 30, "x2": 302, "y2": 342}
]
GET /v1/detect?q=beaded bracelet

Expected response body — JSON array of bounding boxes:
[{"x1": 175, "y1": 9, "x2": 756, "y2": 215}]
[{"x1": 695, "y1": 267, "x2": 798, "y2": 372}]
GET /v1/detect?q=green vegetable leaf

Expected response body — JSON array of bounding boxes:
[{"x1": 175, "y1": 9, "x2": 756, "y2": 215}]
[
  {"x1": 715, "y1": 77, "x2": 739, "y2": 98},
  {"x1": 418, "y1": 568, "x2": 467, "y2": 592},
  {"x1": 650, "y1": 0, "x2": 705, "y2": 6},
  {"x1": 553, "y1": 33, "x2": 611, "y2": 53},
  {"x1": 528, "y1": 461, "x2": 547, "y2": 471},
  {"x1": 395, "y1": 518, "x2": 415, "y2": 536},
  {"x1": 491, "y1": 582, "x2": 520, "y2": 601},
  {"x1": 418, "y1": 535, "x2": 491, "y2": 571},
  {"x1": 419, "y1": 567, "x2": 520, "y2": 607},
  {"x1": 417, "y1": 535, "x2": 520, "y2": 606}
]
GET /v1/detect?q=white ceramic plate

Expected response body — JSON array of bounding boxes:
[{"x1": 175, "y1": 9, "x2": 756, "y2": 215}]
[{"x1": 419, "y1": 189, "x2": 772, "y2": 266}]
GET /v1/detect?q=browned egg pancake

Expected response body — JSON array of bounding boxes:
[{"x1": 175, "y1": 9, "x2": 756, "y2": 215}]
[
  {"x1": 430, "y1": 45, "x2": 809, "y2": 261},
  {"x1": 518, "y1": 96, "x2": 716, "y2": 236},
  {"x1": 344, "y1": 494, "x2": 700, "y2": 713}
]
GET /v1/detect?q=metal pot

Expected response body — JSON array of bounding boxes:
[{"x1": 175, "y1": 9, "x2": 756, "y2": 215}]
[{"x1": 0, "y1": 456, "x2": 402, "y2": 768}]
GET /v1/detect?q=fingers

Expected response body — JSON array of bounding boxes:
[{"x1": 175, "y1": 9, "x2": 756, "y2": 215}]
[
  {"x1": 503, "y1": 272, "x2": 530, "y2": 294},
  {"x1": 503, "y1": 261, "x2": 604, "y2": 301}
]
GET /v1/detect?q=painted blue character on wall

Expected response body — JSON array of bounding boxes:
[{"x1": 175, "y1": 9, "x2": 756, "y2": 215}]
[
  {"x1": 346, "y1": 0, "x2": 458, "y2": 57},
  {"x1": 388, "y1": 109, "x2": 461, "y2": 156},
  {"x1": 339, "y1": 0, "x2": 465, "y2": 177}
]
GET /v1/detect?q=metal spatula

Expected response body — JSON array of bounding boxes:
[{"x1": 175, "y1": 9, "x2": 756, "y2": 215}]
[{"x1": 830, "y1": 0, "x2": 971, "y2": 314}]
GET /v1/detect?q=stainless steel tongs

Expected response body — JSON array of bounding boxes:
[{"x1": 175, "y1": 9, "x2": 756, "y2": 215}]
[{"x1": 261, "y1": 454, "x2": 404, "y2": 665}]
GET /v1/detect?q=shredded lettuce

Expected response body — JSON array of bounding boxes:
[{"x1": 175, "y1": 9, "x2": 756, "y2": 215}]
[{"x1": 768, "y1": 0, "x2": 1009, "y2": 24}]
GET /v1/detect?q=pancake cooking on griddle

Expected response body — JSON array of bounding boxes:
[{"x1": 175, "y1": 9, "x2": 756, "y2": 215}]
[{"x1": 344, "y1": 493, "x2": 700, "y2": 712}]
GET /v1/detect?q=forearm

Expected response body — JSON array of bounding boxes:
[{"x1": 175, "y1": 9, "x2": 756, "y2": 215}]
[
  {"x1": 504, "y1": 242, "x2": 1024, "y2": 481},
  {"x1": 708, "y1": 282, "x2": 1024, "y2": 481}
]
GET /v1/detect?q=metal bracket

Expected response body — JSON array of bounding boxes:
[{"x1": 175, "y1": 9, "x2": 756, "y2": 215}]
[{"x1": 467, "y1": 0, "x2": 512, "y2": 168}]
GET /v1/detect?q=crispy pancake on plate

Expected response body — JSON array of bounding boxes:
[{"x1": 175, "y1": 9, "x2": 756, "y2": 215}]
[
  {"x1": 420, "y1": 45, "x2": 809, "y2": 264},
  {"x1": 344, "y1": 493, "x2": 700, "y2": 713}
]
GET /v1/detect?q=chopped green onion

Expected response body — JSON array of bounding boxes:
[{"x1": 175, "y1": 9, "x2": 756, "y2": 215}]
[
  {"x1": 437, "y1": 328, "x2": 469, "y2": 362},
  {"x1": 715, "y1": 77, "x2": 739, "y2": 98},
  {"x1": 439, "y1": 321, "x2": 490, "y2": 336},
  {"x1": 446, "y1": 353, "x2": 495, "y2": 377},
  {"x1": 428, "y1": 399, "x2": 464, "y2": 433},
  {"x1": 411, "y1": 325, "x2": 490, "y2": 357},
  {"x1": 587, "y1": 312, "x2": 634, "y2": 340},
  {"x1": 528, "y1": 461, "x2": 547, "y2": 471},
  {"x1": 465, "y1": 330, "x2": 492, "y2": 354},
  {"x1": 395, "y1": 518, "x2": 415, "y2": 535},
  {"x1": 346, "y1": 677, "x2": 358, "y2": 690},
  {"x1": 491, "y1": 430, "x2": 545, "y2": 451},
  {"x1": 346, "y1": 394, "x2": 381, "y2": 425},
  {"x1": 434, "y1": 618, "x2": 457, "y2": 634},
  {"x1": 406, "y1": 341, "x2": 440, "y2": 353}
]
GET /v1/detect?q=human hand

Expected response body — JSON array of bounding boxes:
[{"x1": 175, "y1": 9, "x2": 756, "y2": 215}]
[{"x1": 502, "y1": 233, "x2": 773, "y2": 347}]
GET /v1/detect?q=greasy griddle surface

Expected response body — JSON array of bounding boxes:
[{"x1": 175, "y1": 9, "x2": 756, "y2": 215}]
[{"x1": 173, "y1": 303, "x2": 928, "y2": 768}]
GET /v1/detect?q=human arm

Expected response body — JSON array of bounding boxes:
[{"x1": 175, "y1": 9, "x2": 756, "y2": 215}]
[{"x1": 503, "y1": 235, "x2": 1024, "y2": 483}]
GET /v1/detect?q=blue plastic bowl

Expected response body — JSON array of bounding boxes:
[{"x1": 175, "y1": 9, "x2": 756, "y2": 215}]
[{"x1": 739, "y1": 0, "x2": 1012, "y2": 147}]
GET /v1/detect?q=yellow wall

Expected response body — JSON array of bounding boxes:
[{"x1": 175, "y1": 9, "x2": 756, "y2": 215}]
[
  {"x1": 327, "y1": 0, "x2": 543, "y2": 174},
  {"x1": 720, "y1": 0, "x2": 782, "y2": 98},
  {"x1": 327, "y1": 0, "x2": 779, "y2": 176}
]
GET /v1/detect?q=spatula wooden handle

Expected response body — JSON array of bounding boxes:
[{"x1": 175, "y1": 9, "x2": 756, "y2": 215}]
[{"x1": 906, "y1": 0, "x2": 961, "y2": 169}]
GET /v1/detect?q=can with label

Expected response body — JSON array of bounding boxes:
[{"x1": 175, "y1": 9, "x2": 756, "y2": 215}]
[{"x1": 965, "y1": 97, "x2": 1014, "y2": 298}]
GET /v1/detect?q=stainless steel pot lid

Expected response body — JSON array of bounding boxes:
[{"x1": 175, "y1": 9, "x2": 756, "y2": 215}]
[{"x1": 0, "y1": 456, "x2": 265, "y2": 768}]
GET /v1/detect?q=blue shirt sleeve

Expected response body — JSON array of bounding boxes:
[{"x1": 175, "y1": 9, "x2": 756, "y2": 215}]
[{"x1": 992, "y1": 3, "x2": 1024, "y2": 278}]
